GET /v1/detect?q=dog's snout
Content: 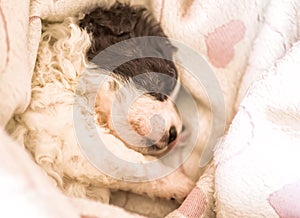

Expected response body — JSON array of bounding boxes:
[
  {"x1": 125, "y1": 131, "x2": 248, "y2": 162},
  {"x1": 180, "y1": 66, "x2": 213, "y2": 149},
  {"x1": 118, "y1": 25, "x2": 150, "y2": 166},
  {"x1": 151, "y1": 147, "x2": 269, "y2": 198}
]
[
  {"x1": 168, "y1": 126, "x2": 177, "y2": 144},
  {"x1": 122, "y1": 95, "x2": 182, "y2": 155}
]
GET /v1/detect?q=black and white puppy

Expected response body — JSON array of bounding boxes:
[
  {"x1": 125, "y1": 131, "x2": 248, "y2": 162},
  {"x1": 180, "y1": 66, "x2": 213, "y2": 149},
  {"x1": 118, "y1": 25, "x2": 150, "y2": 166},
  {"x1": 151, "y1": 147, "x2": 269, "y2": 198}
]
[{"x1": 79, "y1": 3, "x2": 182, "y2": 155}]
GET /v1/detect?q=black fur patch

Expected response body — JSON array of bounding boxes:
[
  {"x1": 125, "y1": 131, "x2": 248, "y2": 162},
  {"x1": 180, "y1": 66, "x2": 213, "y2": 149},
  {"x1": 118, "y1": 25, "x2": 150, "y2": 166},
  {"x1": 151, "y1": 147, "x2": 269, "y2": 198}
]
[{"x1": 79, "y1": 2, "x2": 178, "y2": 101}]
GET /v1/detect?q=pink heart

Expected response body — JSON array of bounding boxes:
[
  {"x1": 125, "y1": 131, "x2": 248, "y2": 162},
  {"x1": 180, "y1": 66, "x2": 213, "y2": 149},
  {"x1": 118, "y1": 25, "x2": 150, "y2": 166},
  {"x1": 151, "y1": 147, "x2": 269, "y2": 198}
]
[
  {"x1": 178, "y1": 186, "x2": 206, "y2": 217},
  {"x1": 206, "y1": 20, "x2": 245, "y2": 68},
  {"x1": 269, "y1": 179, "x2": 300, "y2": 218}
]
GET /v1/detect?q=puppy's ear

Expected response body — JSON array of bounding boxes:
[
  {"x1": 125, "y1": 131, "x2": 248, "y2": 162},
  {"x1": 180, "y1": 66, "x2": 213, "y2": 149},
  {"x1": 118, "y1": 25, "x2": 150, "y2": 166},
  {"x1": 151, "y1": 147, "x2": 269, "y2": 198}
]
[{"x1": 80, "y1": 3, "x2": 146, "y2": 36}]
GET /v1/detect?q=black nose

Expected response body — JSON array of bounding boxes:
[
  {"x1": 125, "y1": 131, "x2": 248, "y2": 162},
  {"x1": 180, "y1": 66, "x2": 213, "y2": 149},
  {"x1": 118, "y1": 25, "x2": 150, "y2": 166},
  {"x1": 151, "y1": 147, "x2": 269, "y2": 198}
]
[{"x1": 168, "y1": 126, "x2": 177, "y2": 144}]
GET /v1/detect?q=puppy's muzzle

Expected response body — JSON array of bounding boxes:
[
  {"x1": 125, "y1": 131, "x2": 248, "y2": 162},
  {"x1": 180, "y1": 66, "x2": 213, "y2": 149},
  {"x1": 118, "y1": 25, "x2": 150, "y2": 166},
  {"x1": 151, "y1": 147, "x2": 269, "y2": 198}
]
[{"x1": 127, "y1": 97, "x2": 182, "y2": 155}]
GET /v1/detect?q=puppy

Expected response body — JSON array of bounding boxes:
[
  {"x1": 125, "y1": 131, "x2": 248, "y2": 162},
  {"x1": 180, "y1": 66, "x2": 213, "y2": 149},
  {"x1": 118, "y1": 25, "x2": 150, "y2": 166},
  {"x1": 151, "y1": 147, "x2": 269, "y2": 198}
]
[
  {"x1": 8, "y1": 3, "x2": 194, "y2": 204},
  {"x1": 79, "y1": 3, "x2": 182, "y2": 156}
]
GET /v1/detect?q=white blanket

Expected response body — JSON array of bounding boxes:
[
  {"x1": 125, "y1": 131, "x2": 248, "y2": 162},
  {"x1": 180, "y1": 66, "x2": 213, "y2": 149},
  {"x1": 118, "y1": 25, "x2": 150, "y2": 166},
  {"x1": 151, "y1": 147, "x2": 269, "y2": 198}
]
[{"x1": 1, "y1": 0, "x2": 300, "y2": 217}]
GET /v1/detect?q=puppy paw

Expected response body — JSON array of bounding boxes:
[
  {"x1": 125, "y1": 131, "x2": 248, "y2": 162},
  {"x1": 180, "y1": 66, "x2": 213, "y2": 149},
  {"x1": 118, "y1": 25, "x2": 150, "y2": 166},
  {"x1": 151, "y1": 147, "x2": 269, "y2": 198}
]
[{"x1": 164, "y1": 171, "x2": 195, "y2": 203}]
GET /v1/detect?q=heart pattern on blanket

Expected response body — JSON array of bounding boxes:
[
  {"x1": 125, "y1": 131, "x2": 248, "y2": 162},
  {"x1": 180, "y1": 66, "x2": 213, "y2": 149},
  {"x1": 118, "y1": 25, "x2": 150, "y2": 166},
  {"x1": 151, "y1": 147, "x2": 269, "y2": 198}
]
[
  {"x1": 177, "y1": 186, "x2": 206, "y2": 217},
  {"x1": 268, "y1": 179, "x2": 300, "y2": 217},
  {"x1": 206, "y1": 20, "x2": 245, "y2": 68}
]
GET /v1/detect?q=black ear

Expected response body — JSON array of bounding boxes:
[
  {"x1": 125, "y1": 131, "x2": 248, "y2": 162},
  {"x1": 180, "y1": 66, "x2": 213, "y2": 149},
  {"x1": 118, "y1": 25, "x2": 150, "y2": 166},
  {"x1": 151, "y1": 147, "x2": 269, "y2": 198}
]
[{"x1": 79, "y1": 3, "x2": 146, "y2": 36}]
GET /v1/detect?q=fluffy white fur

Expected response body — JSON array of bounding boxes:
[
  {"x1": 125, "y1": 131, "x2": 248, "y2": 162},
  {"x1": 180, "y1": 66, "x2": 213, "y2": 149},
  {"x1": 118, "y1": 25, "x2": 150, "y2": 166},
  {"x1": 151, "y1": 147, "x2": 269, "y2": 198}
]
[{"x1": 7, "y1": 17, "x2": 194, "y2": 203}]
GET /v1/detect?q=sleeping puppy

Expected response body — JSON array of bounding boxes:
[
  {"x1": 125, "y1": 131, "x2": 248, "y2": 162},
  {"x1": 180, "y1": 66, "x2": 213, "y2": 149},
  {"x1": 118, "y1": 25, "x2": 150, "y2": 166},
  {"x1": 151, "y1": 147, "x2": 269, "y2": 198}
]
[
  {"x1": 8, "y1": 2, "x2": 194, "y2": 204},
  {"x1": 79, "y1": 3, "x2": 182, "y2": 156}
]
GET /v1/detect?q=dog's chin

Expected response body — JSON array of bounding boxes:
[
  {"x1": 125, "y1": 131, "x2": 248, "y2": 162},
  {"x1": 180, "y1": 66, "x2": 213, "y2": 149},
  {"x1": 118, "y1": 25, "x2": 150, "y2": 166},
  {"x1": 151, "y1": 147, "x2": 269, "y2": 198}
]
[
  {"x1": 136, "y1": 132, "x2": 181, "y2": 156},
  {"x1": 127, "y1": 144, "x2": 169, "y2": 156},
  {"x1": 145, "y1": 137, "x2": 179, "y2": 157}
]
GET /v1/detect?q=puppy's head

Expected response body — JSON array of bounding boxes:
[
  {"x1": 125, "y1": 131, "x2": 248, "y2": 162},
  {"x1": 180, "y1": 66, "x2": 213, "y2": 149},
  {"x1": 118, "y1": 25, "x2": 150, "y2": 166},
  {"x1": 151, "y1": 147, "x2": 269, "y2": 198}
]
[
  {"x1": 95, "y1": 73, "x2": 181, "y2": 156},
  {"x1": 81, "y1": 3, "x2": 182, "y2": 155}
]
